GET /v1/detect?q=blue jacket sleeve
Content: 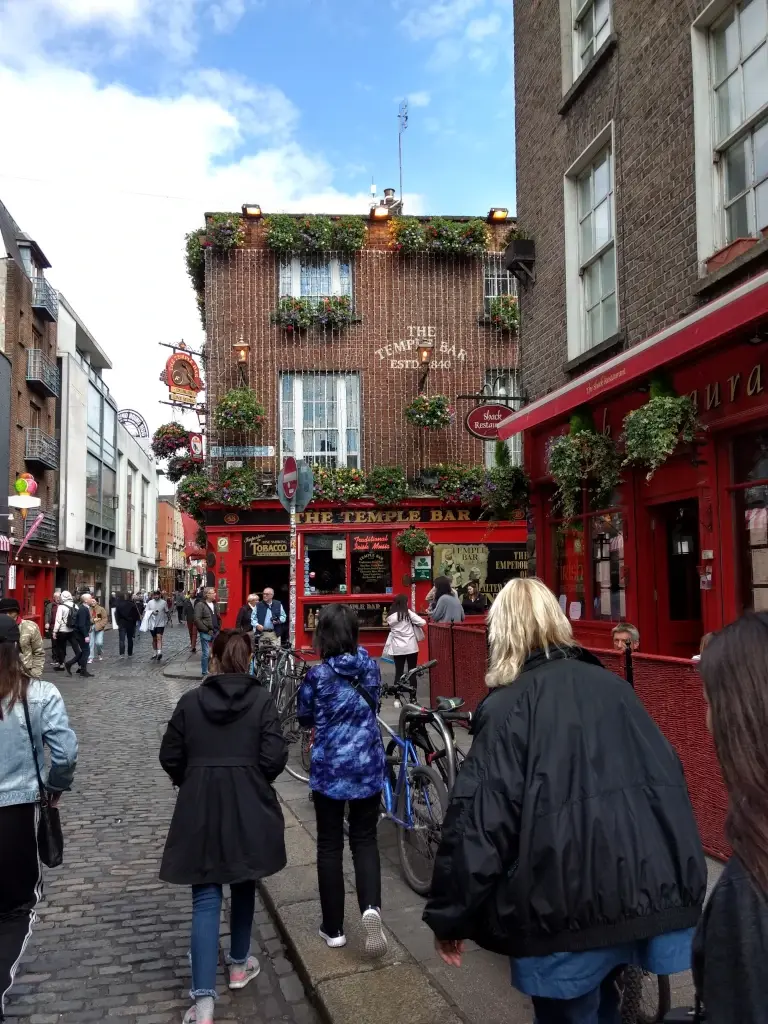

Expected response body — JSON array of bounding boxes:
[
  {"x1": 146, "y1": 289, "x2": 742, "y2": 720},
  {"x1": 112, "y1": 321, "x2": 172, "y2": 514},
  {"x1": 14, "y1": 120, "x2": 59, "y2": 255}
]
[
  {"x1": 42, "y1": 689, "x2": 79, "y2": 792},
  {"x1": 363, "y1": 657, "x2": 381, "y2": 707},
  {"x1": 297, "y1": 671, "x2": 315, "y2": 727}
]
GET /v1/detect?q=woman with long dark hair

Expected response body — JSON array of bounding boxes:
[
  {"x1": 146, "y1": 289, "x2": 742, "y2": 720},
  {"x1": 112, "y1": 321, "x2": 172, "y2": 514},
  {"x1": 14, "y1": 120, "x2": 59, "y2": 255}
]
[
  {"x1": 297, "y1": 605, "x2": 387, "y2": 958},
  {"x1": 695, "y1": 613, "x2": 768, "y2": 1022},
  {"x1": 0, "y1": 614, "x2": 77, "y2": 1020},
  {"x1": 461, "y1": 581, "x2": 488, "y2": 616},
  {"x1": 159, "y1": 630, "x2": 288, "y2": 1024},
  {"x1": 385, "y1": 594, "x2": 426, "y2": 681},
  {"x1": 428, "y1": 576, "x2": 464, "y2": 623}
]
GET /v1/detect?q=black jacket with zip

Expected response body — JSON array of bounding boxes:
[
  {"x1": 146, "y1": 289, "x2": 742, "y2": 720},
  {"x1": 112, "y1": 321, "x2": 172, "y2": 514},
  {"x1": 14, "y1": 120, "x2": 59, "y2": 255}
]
[
  {"x1": 159, "y1": 673, "x2": 288, "y2": 885},
  {"x1": 423, "y1": 646, "x2": 706, "y2": 957}
]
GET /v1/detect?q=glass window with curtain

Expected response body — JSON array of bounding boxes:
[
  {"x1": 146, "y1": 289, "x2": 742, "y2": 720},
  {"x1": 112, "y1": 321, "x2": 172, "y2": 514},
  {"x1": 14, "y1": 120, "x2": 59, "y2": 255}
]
[
  {"x1": 279, "y1": 257, "x2": 353, "y2": 305},
  {"x1": 483, "y1": 256, "x2": 516, "y2": 314},
  {"x1": 732, "y1": 430, "x2": 768, "y2": 612},
  {"x1": 280, "y1": 373, "x2": 360, "y2": 468}
]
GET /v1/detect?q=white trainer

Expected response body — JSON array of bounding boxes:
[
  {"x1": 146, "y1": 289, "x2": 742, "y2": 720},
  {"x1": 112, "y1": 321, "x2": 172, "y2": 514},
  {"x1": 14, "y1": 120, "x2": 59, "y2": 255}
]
[{"x1": 361, "y1": 908, "x2": 387, "y2": 958}]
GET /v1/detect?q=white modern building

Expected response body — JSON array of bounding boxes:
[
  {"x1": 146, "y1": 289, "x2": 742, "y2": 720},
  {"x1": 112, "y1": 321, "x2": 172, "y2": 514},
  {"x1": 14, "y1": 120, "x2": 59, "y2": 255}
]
[{"x1": 56, "y1": 295, "x2": 158, "y2": 599}]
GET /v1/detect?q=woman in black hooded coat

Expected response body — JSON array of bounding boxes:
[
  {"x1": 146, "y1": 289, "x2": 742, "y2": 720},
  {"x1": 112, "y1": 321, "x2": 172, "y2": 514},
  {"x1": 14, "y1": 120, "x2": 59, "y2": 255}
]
[{"x1": 159, "y1": 630, "x2": 288, "y2": 1024}]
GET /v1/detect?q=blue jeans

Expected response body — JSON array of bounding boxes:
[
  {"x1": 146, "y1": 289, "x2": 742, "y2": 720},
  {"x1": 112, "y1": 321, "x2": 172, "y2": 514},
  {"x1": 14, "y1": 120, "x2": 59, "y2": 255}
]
[
  {"x1": 89, "y1": 629, "x2": 104, "y2": 660},
  {"x1": 190, "y1": 882, "x2": 255, "y2": 998},
  {"x1": 531, "y1": 969, "x2": 621, "y2": 1024},
  {"x1": 200, "y1": 632, "x2": 212, "y2": 676}
]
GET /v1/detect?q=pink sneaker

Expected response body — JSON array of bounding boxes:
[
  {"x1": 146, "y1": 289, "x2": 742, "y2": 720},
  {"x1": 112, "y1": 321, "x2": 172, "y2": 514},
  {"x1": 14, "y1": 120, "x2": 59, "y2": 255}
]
[
  {"x1": 182, "y1": 1007, "x2": 212, "y2": 1024},
  {"x1": 228, "y1": 955, "x2": 260, "y2": 990}
]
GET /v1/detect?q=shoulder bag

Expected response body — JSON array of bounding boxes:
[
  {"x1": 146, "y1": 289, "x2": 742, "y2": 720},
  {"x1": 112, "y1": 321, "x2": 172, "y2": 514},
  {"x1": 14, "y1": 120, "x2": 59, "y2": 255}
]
[
  {"x1": 408, "y1": 613, "x2": 425, "y2": 644},
  {"x1": 21, "y1": 697, "x2": 64, "y2": 868}
]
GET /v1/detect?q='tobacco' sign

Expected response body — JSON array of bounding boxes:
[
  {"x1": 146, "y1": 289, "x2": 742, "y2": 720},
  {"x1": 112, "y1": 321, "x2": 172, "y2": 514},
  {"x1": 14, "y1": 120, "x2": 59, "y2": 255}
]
[{"x1": 465, "y1": 404, "x2": 511, "y2": 441}]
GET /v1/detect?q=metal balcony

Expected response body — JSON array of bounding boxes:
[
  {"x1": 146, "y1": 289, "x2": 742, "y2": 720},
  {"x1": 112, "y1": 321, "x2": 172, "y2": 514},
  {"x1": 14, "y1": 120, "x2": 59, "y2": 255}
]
[
  {"x1": 21, "y1": 508, "x2": 58, "y2": 548},
  {"x1": 25, "y1": 427, "x2": 59, "y2": 470},
  {"x1": 31, "y1": 277, "x2": 58, "y2": 323},
  {"x1": 26, "y1": 348, "x2": 61, "y2": 399}
]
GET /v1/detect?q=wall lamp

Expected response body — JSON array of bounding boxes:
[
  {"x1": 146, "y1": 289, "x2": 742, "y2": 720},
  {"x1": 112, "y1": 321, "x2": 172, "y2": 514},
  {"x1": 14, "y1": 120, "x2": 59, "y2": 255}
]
[
  {"x1": 487, "y1": 207, "x2": 509, "y2": 223},
  {"x1": 417, "y1": 342, "x2": 434, "y2": 393},
  {"x1": 234, "y1": 338, "x2": 250, "y2": 384},
  {"x1": 242, "y1": 204, "x2": 262, "y2": 219},
  {"x1": 370, "y1": 203, "x2": 391, "y2": 221}
]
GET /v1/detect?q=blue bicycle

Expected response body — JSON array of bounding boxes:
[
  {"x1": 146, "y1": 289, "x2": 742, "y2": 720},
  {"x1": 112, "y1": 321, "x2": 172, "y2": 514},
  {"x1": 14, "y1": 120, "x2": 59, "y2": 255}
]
[{"x1": 378, "y1": 700, "x2": 449, "y2": 896}]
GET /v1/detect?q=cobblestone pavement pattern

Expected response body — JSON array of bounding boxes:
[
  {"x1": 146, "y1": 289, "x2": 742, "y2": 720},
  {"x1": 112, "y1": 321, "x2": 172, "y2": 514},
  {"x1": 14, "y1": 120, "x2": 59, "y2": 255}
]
[{"x1": 5, "y1": 626, "x2": 320, "y2": 1024}]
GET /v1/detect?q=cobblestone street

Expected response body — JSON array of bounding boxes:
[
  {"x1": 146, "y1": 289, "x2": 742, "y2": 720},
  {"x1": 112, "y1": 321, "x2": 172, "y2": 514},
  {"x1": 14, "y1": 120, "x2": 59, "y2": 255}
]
[{"x1": 4, "y1": 627, "x2": 318, "y2": 1024}]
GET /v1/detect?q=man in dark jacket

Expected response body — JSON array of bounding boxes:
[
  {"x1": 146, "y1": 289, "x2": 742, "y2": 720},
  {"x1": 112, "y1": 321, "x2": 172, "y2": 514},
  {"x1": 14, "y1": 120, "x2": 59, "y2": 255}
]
[
  {"x1": 65, "y1": 592, "x2": 93, "y2": 677},
  {"x1": 423, "y1": 647, "x2": 706, "y2": 976},
  {"x1": 235, "y1": 594, "x2": 257, "y2": 633},
  {"x1": 115, "y1": 593, "x2": 141, "y2": 658},
  {"x1": 253, "y1": 588, "x2": 286, "y2": 649},
  {"x1": 194, "y1": 588, "x2": 220, "y2": 677}
]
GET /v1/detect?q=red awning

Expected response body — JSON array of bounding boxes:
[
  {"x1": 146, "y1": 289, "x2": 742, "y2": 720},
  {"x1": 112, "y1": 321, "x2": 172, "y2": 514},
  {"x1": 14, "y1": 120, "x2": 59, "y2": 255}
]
[{"x1": 499, "y1": 269, "x2": 768, "y2": 439}]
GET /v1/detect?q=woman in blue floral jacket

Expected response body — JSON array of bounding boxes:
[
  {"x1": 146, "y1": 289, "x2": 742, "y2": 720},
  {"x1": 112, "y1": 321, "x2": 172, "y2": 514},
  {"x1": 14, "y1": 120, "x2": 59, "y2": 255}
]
[{"x1": 298, "y1": 605, "x2": 387, "y2": 958}]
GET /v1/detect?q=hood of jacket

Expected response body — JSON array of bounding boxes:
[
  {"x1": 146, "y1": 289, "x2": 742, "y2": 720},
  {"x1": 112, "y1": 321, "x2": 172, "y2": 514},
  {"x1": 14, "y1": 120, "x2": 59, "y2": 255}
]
[
  {"x1": 197, "y1": 673, "x2": 259, "y2": 725},
  {"x1": 326, "y1": 648, "x2": 372, "y2": 680}
]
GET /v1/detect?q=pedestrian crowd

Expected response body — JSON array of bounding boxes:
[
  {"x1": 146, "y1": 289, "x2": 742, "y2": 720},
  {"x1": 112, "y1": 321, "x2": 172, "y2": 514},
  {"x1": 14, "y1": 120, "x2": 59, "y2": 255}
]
[{"x1": 0, "y1": 576, "x2": 766, "y2": 1024}]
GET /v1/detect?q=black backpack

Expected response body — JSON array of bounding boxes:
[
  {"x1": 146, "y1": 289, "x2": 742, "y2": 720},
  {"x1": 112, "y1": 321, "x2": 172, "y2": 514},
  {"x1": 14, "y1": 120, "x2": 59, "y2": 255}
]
[{"x1": 65, "y1": 603, "x2": 78, "y2": 629}]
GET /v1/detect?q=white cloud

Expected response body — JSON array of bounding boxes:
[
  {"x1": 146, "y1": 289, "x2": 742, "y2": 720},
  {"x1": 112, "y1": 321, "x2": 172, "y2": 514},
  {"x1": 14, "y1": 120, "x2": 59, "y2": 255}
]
[
  {"x1": 399, "y1": 0, "x2": 483, "y2": 41},
  {"x1": 465, "y1": 12, "x2": 501, "y2": 42},
  {"x1": 407, "y1": 90, "x2": 431, "y2": 107},
  {"x1": 0, "y1": 61, "x2": 422, "y2": 434},
  {"x1": 397, "y1": 0, "x2": 511, "y2": 71},
  {"x1": 209, "y1": 0, "x2": 245, "y2": 32}
]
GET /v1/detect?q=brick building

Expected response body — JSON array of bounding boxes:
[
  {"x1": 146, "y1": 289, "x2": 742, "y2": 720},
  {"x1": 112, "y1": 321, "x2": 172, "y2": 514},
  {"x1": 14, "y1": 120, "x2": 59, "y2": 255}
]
[
  {"x1": 198, "y1": 201, "x2": 528, "y2": 649},
  {"x1": 0, "y1": 199, "x2": 60, "y2": 623},
  {"x1": 501, "y1": 0, "x2": 768, "y2": 655},
  {"x1": 157, "y1": 496, "x2": 188, "y2": 593}
]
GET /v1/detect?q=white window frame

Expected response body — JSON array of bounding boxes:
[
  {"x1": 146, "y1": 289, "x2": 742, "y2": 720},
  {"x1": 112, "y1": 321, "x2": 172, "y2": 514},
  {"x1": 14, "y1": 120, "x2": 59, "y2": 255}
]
[
  {"x1": 693, "y1": 0, "x2": 768, "y2": 266},
  {"x1": 572, "y1": 0, "x2": 611, "y2": 78},
  {"x1": 484, "y1": 369, "x2": 523, "y2": 468},
  {"x1": 279, "y1": 257, "x2": 352, "y2": 301},
  {"x1": 279, "y1": 373, "x2": 361, "y2": 469},
  {"x1": 483, "y1": 256, "x2": 517, "y2": 314},
  {"x1": 564, "y1": 122, "x2": 618, "y2": 360}
]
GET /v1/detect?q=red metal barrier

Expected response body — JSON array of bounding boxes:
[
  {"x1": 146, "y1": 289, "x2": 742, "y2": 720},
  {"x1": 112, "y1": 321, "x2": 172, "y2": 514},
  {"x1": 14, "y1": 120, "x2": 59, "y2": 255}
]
[{"x1": 428, "y1": 626, "x2": 729, "y2": 860}]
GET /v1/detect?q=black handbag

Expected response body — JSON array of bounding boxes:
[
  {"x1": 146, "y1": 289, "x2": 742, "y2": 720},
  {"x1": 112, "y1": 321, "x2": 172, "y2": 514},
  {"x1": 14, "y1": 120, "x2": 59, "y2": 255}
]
[{"x1": 21, "y1": 697, "x2": 64, "y2": 868}]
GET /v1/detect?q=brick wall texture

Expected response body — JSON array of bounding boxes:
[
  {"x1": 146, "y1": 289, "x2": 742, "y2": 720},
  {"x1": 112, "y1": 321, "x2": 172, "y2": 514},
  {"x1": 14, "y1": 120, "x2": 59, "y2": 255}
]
[
  {"x1": 513, "y1": 0, "x2": 757, "y2": 404},
  {"x1": 1, "y1": 259, "x2": 58, "y2": 515},
  {"x1": 203, "y1": 219, "x2": 517, "y2": 479}
]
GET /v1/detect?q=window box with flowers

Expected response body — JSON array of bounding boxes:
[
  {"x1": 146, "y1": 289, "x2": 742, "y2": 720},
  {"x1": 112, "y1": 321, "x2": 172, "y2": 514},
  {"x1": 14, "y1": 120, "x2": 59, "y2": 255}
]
[
  {"x1": 265, "y1": 214, "x2": 367, "y2": 254},
  {"x1": 312, "y1": 466, "x2": 367, "y2": 502},
  {"x1": 390, "y1": 218, "x2": 490, "y2": 258},
  {"x1": 366, "y1": 466, "x2": 409, "y2": 506},
  {"x1": 396, "y1": 527, "x2": 432, "y2": 557},
  {"x1": 271, "y1": 295, "x2": 357, "y2": 333},
  {"x1": 480, "y1": 295, "x2": 519, "y2": 332},
  {"x1": 151, "y1": 423, "x2": 191, "y2": 460},
  {"x1": 419, "y1": 464, "x2": 484, "y2": 503},
  {"x1": 202, "y1": 213, "x2": 245, "y2": 252},
  {"x1": 213, "y1": 389, "x2": 266, "y2": 433},
  {"x1": 404, "y1": 394, "x2": 454, "y2": 430}
]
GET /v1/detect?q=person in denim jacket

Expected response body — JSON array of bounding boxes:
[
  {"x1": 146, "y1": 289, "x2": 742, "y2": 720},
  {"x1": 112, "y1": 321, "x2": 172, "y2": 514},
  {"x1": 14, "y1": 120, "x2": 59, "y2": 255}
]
[
  {"x1": 298, "y1": 605, "x2": 387, "y2": 959},
  {"x1": 0, "y1": 614, "x2": 78, "y2": 1019}
]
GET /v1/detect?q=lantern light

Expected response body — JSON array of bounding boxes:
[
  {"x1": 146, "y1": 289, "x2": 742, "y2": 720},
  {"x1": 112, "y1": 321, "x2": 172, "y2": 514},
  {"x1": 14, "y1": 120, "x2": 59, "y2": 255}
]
[
  {"x1": 370, "y1": 204, "x2": 391, "y2": 221},
  {"x1": 418, "y1": 342, "x2": 434, "y2": 365},
  {"x1": 487, "y1": 207, "x2": 509, "y2": 223},
  {"x1": 242, "y1": 204, "x2": 262, "y2": 219}
]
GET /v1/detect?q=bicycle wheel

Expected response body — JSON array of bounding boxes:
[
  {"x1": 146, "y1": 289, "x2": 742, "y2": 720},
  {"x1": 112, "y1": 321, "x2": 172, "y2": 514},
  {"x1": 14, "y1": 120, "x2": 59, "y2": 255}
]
[
  {"x1": 619, "y1": 967, "x2": 671, "y2": 1024},
  {"x1": 281, "y1": 712, "x2": 311, "y2": 784},
  {"x1": 396, "y1": 765, "x2": 448, "y2": 896}
]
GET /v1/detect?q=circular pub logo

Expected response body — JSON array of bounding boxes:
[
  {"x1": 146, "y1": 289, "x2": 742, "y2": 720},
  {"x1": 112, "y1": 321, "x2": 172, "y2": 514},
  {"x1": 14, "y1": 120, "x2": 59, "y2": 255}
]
[{"x1": 224, "y1": 513, "x2": 240, "y2": 525}]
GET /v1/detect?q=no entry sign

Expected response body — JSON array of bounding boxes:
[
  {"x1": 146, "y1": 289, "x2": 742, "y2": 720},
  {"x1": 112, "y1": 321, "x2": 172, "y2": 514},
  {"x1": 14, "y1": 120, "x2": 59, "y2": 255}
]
[{"x1": 282, "y1": 456, "x2": 298, "y2": 501}]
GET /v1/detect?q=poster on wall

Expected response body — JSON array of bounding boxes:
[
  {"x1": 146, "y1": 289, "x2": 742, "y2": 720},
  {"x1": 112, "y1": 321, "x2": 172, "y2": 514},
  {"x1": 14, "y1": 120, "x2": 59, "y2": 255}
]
[{"x1": 432, "y1": 543, "x2": 528, "y2": 603}]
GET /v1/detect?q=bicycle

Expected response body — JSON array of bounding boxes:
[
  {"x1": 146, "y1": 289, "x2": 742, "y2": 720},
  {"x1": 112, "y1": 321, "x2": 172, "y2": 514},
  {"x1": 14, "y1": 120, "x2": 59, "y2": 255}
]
[
  {"x1": 382, "y1": 660, "x2": 471, "y2": 792},
  {"x1": 619, "y1": 966, "x2": 671, "y2": 1024}
]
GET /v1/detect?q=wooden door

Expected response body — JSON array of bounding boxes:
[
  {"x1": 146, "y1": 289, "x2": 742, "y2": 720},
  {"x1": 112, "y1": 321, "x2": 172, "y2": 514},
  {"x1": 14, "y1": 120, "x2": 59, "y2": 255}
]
[{"x1": 651, "y1": 499, "x2": 702, "y2": 658}]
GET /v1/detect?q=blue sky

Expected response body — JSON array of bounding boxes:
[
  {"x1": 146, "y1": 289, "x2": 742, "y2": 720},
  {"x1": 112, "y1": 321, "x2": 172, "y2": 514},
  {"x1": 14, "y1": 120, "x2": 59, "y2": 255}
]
[{"x1": 0, "y1": 0, "x2": 514, "y2": 424}]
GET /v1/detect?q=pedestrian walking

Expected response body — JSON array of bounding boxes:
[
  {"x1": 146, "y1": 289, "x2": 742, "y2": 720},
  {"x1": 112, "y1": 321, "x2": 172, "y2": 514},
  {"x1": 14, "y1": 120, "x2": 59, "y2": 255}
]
[
  {"x1": 297, "y1": 605, "x2": 387, "y2": 958},
  {"x1": 0, "y1": 600, "x2": 45, "y2": 679},
  {"x1": 384, "y1": 594, "x2": 425, "y2": 681},
  {"x1": 0, "y1": 614, "x2": 78, "y2": 1020},
  {"x1": 693, "y1": 613, "x2": 768, "y2": 1022},
  {"x1": 427, "y1": 576, "x2": 465, "y2": 623},
  {"x1": 235, "y1": 594, "x2": 257, "y2": 633},
  {"x1": 52, "y1": 592, "x2": 82, "y2": 676},
  {"x1": 183, "y1": 593, "x2": 198, "y2": 653},
  {"x1": 88, "y1": 599, "x2": 109, "y2": 664},
  {"x1": 194, "y1": 589, "x2": 220, "y2": 677},
  {"x1": 461, "y1": 581, "x2": 488, "y2": 616},
  {"x1": 252, "y1": 588, "x2": 286, "y2": 650},
  {"x1": 108, "y1": 592, "x2": 118, "y2": 631},
  {"x1": 65, "y1": 594, "x2": 92, "y2": 677},
  {"x1": 46, "y1": 592, "x2": 64, "y2": 670},
  {"x1": 174, "y1": 589, "x2": 185, "y2": 625},
  {"x1": 159, "y1": 630, "x2": 287, "y2": 1024},
  {"x1": 423, "y1": 577, "x2": 706, "y2": 1024},
  {"x1": 114, "y1": 593, "x2": 140, "y2": 658},
  {"x1": 142, "y1": 591, "x2": 169, "y2": 662}
]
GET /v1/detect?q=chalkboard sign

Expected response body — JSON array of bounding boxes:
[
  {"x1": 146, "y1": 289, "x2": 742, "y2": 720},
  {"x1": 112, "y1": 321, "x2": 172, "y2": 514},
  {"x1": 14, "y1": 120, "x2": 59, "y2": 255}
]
[{"x1": 351, "y1": 534, "x2": 392, "y2": 595}]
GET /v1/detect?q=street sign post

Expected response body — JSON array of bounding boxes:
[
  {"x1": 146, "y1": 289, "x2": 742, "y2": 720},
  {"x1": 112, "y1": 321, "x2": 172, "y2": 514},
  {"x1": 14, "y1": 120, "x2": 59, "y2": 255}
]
[{"x1": 277, "y1": 458, "x2": 314, "y2": 648}]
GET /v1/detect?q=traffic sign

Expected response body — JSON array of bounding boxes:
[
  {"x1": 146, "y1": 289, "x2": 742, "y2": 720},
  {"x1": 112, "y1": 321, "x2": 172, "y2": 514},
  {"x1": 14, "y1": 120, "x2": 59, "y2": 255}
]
[
  {"x1": 282, "y1": 456, "x2": 298, "y2": 501},
  {"x1": 277, "y1": 461, "x2": 314, "y2": 515}
]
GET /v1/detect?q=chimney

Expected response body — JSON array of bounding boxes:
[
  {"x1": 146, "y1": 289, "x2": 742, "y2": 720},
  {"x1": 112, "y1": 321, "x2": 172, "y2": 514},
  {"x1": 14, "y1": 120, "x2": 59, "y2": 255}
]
[{"x1": 384, "y1": 188, "x2": 397, "y2": 206}]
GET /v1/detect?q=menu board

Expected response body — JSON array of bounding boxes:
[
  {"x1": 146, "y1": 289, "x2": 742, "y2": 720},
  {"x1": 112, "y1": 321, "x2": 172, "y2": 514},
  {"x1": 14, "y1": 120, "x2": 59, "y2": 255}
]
[{"x1": 351, "y1": 534, "x2": 392, "y2": 595}]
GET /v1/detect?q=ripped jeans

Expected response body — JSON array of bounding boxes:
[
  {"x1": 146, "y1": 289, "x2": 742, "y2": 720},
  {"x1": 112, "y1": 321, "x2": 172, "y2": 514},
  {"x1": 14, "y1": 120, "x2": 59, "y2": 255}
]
[{"x1": 190, "y1": 882, "x2": 256, "y2": 998}]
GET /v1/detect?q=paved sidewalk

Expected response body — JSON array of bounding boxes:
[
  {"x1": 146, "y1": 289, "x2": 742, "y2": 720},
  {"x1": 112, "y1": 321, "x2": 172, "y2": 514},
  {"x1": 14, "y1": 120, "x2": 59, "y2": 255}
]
[{"x1": 5, "y1": 628, "x2": 318, "y2": 1024}]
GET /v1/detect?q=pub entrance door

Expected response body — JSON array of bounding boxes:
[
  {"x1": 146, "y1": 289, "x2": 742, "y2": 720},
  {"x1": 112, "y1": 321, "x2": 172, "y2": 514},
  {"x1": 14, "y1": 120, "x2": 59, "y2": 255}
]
[{"x1": 650, "y1": 498, "x2": 702, "y2": 658}]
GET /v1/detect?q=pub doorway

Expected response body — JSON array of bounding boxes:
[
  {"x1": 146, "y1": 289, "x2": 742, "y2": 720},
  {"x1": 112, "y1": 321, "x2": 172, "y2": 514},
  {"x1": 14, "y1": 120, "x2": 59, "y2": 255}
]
[
  {"x1": 246, "y1": 562, "x2": 290, "y2": 625},
  {"x1": 650, "y1": 498, "x2": 702, "y2": 658}
]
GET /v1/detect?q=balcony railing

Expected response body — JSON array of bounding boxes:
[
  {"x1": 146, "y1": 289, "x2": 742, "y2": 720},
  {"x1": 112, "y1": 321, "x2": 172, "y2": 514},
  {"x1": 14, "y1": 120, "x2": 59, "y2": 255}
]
[
  {"x1": 26, "y1": 348, "x2": 61, "y2": 399},
  {"x1": 31, "y1": 277, "x2": 58, "y2": 323},
  {"x1": 25, "y1": 427, "x2": 59, "y2": 470},
  {"x1": 21, "y1": 508, "x2": 58, "y2": 548}
]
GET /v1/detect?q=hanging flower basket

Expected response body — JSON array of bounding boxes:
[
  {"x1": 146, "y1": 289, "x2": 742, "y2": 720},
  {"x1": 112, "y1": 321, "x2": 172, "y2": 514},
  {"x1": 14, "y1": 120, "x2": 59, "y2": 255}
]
[
  {"x1": 367, "y1": 466, "x2": 409, "y2": 506},
  {"x1": 166, "y1": 455, "x2": 200, "y2": 483},
  {"x1": 176, "y1": 474, "x2": 216, "y2": 521},
  {"x1": 212, "y1": 389, "x2": 266, "y2": 433},
  {"x1": 420, "y1": 464, "x2": 484, "y2": 502},
  {"x1": 151, "y1": 423, "x2": 190, "y2": 460},
  {"x1": 201, "y1": 213, "x2": 245, "y2": 251},
  {"x1": 396, "y1": 527, "x2": 432, "y2": 556},
  {"x1": 487, "y1": 295, "x2": 519, "y2": 332},
  {"x1": 547, "y1": 410, "x2": 621, "y2": 521},
  {"x1": 405, "y1": 394, "x2": 454, "y2": 430},
  {"x1": 482, "y1": 465, "x2": 530, "y2": 520},
  {"x1": 621, "y1": 388, "x2": 701, "y2": 480},
  {"x1": 217, "y1": 466, "x2": 262, "y2": 507},
  {"x1": 312, "y1": 466, "x2": 367, "y2": 502}
]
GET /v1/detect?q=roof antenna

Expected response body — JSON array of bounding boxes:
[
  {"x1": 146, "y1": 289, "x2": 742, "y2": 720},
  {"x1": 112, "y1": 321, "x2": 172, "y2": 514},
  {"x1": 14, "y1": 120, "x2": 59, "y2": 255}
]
[{"x1": 398, "y1": 100, "x2": 408, "y2": 212}]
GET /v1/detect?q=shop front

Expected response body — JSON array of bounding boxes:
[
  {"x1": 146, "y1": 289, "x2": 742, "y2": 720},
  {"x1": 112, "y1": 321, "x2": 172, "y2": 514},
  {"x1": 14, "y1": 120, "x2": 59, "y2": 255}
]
[
  {"x1": 11, "y1": 550, "x2": 57, "y2": 632},
  {"x1": 499, "y1": 270, "x2": 768, "y2": 657},
  {"x1": 204, "y1": 499, "x2": 528, "y2": 654},
  {"x1": 56, "y1": 551, "x2": 108, "y2": 604}
]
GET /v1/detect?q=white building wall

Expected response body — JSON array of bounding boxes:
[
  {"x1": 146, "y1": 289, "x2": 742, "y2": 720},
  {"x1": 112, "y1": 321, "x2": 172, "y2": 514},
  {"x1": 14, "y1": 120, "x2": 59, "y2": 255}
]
[
  {"x1": 108, "y1": 427, "x2": 158, "y2": 595},
  {"x1": 56, "y1": 303, "x2": 89, "y2": 551}
]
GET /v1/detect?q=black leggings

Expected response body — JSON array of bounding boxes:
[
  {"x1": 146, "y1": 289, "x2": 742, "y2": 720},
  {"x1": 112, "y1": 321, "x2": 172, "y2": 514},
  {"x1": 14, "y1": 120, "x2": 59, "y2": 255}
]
[
  {"x1": 313, "y1": 791, "x2": 381, "y2": 935},
  {"x1": 393, "y1": 652, "x2": 418, "y2": 683},
  {"x1": 0, "y1": 804, "x2": 41, "y2": 1019}
]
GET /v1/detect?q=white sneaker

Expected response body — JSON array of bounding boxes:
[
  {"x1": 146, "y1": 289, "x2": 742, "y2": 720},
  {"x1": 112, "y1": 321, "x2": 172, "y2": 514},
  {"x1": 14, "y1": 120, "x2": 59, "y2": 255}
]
[
  {"x1": 361, "y1": 908, "x2": 387, "y2": 958},
  {"x1": 319, "y1": 928, "x2": 347, "y2": 948},
  {"x1": 228, "y1": 955, "x2": 260, "y2": 990}
]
